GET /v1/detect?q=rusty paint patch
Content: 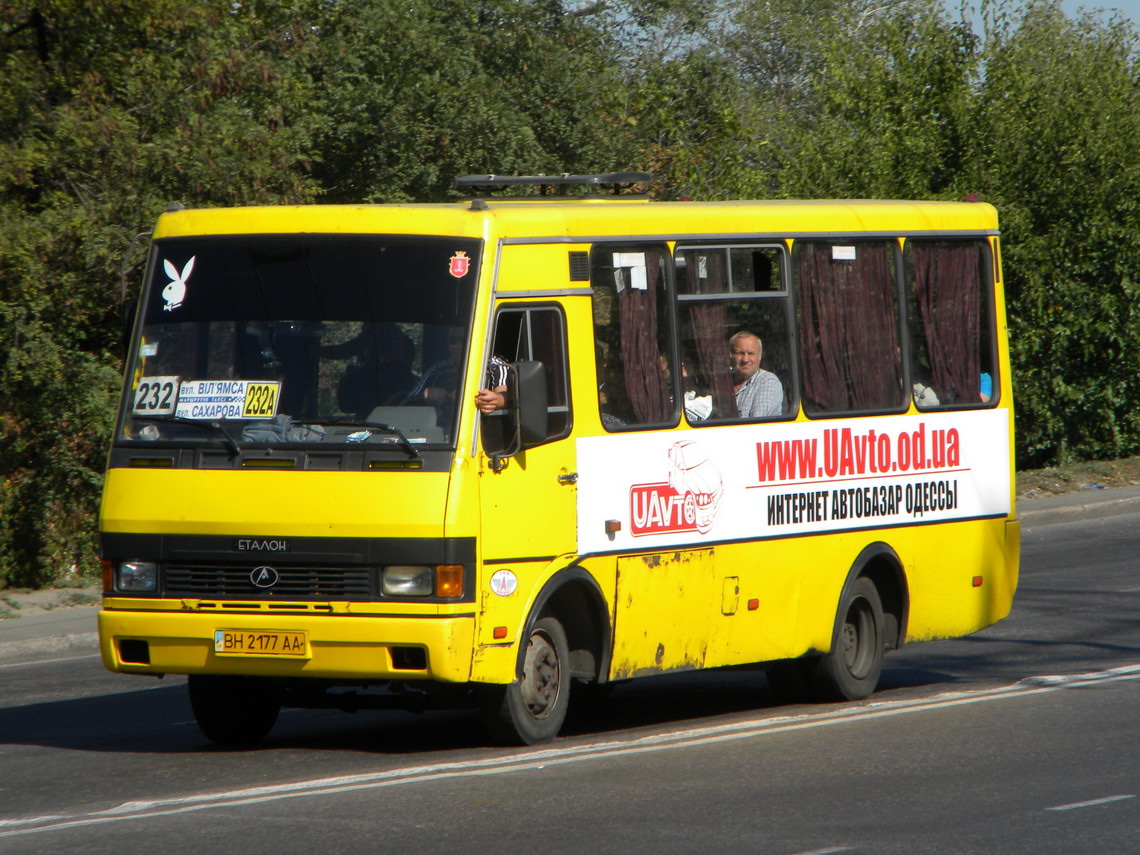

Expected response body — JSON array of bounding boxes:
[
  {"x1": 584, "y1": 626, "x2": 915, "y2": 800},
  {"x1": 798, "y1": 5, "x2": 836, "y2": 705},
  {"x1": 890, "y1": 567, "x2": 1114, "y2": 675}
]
[{"x1": 609, "y1": 659, "x2": 705, "y2": 680}]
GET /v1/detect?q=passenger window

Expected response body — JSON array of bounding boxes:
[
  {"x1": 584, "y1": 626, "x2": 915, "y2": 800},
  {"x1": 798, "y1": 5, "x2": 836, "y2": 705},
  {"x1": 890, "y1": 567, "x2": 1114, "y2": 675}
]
[
  {"x1": 794, "y1": 240, "x2": 905, "y2": 415},
  {"x1": 590, "y1": 246, "x2": 675, "y2": 430},
  {"x1": 905, "y1": 239, "x2": 997, "y2": 409},
  {"x1": 675, "y1": 245, "x2": 793, "y2": 422}
]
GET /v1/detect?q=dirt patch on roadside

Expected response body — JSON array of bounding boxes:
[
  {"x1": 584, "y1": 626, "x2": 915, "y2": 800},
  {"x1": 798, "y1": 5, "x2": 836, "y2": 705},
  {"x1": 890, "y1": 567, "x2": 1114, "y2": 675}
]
[
  {"x1": 1016, "y1": 455, "x2": 1140, "y2": 498},
  {"x1": 0, "y1": 586, "x2": 101, "y2": 620}
]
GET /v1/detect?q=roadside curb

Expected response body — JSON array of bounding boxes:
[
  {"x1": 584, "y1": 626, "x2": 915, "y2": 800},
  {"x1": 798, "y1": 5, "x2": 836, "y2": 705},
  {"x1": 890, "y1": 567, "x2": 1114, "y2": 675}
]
[
  {"x1": 1018, "y1": 489, "x2": 1140, "y2": 526},
  {"x1": 0, "y1": 598, "x2": 102, "y2": 663}
]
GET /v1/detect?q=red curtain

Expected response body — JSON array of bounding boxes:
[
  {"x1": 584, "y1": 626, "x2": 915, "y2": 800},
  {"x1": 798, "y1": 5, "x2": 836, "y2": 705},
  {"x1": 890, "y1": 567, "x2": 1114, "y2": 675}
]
[
  {"x1": 912, "y1": 242, "x2": 982, "y2": 405},
  {"x1": 796, "y1": 242, "x2": 902, "y2": 412},
  {"x1": 680, "y1": 251, "x2": 735, "y2": 417},
  {"x1": 618, "y1": 250, "x2": 671, "y2": 423}
]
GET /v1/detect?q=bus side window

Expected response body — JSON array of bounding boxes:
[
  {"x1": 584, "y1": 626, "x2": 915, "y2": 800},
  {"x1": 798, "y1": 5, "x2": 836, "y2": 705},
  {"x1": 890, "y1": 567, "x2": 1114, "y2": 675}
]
[
  {"x1": 676, "y1": 245, "x2": 794, "y2": 422},
  {"x1": 906, "y1": 239, "x2": 997, "y2": 409},
  {"x1": 794, "y1": 240, "x2": 906, "y2": 416},
  {"x1": 590, "y1": 245, "x2": 675, "y2": 430}
]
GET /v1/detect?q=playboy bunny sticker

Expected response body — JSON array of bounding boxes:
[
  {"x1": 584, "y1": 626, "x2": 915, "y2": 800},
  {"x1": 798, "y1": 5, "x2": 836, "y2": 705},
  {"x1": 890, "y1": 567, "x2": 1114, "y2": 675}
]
[{"x1": 162, "y1": 256, "x2": 195, "y2": 311}]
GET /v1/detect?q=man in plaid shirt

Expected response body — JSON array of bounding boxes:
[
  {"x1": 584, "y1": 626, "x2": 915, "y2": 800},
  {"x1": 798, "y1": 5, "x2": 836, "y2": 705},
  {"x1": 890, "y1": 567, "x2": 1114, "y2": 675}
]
[{"x1": 730, "y1": 331, "x2": 783, "y2": 418}]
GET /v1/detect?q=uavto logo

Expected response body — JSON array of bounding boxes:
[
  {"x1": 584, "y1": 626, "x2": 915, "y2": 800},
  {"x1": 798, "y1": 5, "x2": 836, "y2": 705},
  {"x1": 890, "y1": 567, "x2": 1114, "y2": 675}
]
[{"x1": 629, "y1": 441, "x2": 724, "y2": 537}]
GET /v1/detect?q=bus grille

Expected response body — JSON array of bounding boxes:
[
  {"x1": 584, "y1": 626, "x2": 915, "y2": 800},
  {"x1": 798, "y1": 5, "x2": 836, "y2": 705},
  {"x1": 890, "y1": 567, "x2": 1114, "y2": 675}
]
[{"x1": 164, "y1": 564, "x2": 372, "y2": 599}]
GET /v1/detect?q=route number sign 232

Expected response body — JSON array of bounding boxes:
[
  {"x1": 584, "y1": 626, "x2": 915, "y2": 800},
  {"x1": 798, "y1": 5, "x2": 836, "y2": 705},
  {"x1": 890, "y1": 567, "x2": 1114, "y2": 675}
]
[{"x1": 131, "y1": 377, "x2": 281, "y2": 419}]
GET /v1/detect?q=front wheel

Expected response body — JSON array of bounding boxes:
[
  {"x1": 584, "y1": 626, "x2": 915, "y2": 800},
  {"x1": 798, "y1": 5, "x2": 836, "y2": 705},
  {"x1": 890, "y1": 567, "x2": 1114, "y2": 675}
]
[
  {"x1": 808, "y1": 577, "x2": 885, "y2": 702},
  {"x1": 188, "y1": 675, "x2": 282, "y2": 746},
  {"x1": 480, "y1": 616, "x2": 571, "y2": 746}
]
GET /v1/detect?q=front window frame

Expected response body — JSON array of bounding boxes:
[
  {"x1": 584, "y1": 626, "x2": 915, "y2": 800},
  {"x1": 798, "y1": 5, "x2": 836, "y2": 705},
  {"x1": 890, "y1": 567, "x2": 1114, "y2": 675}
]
[{"x1": 117, "y1": 233, "x2": 483, "y2": 455}]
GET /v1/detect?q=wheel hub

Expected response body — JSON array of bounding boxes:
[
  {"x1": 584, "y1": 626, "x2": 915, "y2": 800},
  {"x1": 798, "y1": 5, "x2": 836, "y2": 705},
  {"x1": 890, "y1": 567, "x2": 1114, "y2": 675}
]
[{"x1": 520, "y1": 631, "x2": 560, "y2": 717}]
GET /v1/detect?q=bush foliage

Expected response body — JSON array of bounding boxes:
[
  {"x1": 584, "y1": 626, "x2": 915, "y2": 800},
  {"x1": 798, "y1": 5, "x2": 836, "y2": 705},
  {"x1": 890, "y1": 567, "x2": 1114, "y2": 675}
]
[{"x1": 2, "y1": 0, "x2": 1138, "y2": 586}]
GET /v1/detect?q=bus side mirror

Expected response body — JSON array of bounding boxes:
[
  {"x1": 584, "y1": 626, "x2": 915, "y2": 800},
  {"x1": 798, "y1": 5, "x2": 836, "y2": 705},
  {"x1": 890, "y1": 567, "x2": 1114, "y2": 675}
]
[
  {"x1": 488, "y1": 361, "x2": 547, "y2": 471},
  {"x1": 513, "y1": 361, "x2": 548, "y2": 449}
]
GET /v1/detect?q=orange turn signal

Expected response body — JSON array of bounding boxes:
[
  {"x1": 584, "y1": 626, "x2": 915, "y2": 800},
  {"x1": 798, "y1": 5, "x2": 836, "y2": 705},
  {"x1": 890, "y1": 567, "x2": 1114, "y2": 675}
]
[{"x1": 436, "y1": 565, "x2": 464, "y2": 598}]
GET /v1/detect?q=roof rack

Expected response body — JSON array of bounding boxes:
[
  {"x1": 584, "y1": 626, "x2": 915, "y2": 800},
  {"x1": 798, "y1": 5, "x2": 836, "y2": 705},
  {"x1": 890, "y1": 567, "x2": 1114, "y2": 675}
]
[{"x1": 455, "y1": 172, "x2": 653, "y2": 197}]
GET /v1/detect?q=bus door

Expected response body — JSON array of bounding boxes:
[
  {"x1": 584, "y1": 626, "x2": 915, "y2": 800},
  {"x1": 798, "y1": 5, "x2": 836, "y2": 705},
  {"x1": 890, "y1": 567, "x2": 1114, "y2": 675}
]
[{"x1": 476, "y1": 304, "x2": 576, "y2": 572}]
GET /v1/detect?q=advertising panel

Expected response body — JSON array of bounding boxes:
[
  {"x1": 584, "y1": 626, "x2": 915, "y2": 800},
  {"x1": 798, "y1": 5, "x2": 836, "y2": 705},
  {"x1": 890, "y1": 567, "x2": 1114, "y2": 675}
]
[{"x1": 577, "y1": 409, "x2": 1011, "y2": 555}]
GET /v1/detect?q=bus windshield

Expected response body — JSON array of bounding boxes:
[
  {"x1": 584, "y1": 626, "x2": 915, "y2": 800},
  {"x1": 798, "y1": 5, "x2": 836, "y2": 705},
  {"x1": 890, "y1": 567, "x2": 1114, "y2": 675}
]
[{"x1": 121, "y1": 234, "x2": 481, "y2": 448}]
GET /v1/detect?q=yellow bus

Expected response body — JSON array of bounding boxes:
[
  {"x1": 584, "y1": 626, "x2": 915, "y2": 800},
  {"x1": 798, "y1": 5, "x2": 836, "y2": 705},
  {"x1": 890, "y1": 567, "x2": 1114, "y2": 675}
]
[{"x1": 99, "y1": 174, "x2": 1019, "y2": 746}]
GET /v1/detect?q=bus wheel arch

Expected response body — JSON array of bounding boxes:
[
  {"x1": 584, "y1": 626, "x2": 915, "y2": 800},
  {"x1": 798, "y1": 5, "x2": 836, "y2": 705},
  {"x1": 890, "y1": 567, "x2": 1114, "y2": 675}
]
[
  {"x1": 479, "y1": 567, "x2": 611, "y2": 745},
  {"x1": 809, "y1": 543, "x2": 908, "y2": 702},
  {"x1": 847, "y1": 541, "x2": 909, "y2": 652},
  {"x1": 529, "y1": 567, "x2": 613, "y2": 684}
]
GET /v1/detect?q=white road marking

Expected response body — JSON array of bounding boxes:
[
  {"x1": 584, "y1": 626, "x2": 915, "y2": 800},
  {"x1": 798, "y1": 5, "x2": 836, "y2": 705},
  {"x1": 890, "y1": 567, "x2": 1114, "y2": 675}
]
[
  {"x1": 0, "y1": 654, "x2": 101, "y2": 670},
  {"x1": 1046, "y1": 794, "x2": 1135, "y2": 812},
  {"x1": 2, "y1": 663, "x2": 1139, "y2": 838}
]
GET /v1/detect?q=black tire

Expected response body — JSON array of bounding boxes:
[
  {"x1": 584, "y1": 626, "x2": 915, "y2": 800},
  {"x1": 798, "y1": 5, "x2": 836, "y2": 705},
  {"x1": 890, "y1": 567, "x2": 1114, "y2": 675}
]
[
  {"x1": 480, "y1": 616, "x2": 571, "y2": 746},
  {"x1": 808, "y1": 576, "x2": 885, "y2": 702},
  {"x1": 188, "y1": 675, "x2": 282, "y2": 746}
]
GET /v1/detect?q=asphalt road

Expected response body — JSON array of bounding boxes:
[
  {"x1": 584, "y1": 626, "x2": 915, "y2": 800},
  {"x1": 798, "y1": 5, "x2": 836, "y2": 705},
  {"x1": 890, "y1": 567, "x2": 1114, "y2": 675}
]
[{"x1": 1, "y1": 492, "x2": 1138, "y2": 854}]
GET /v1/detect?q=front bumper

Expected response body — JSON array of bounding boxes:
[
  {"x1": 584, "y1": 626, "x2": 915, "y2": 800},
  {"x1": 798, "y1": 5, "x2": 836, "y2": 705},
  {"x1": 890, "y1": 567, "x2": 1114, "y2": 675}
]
[{"x1": 98, "y1": 604, "x2": 475, "y2": 683}]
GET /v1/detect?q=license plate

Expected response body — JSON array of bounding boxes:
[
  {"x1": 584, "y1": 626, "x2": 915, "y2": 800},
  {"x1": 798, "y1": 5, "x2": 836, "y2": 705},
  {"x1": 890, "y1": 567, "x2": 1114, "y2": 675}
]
[{"x1": 213, "y1": 629, "x2": 309, "y2": 658}]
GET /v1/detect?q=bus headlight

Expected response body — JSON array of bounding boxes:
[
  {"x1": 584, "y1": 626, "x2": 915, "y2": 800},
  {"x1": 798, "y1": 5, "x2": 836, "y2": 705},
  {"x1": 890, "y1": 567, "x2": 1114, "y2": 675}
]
[
  {"x1": 382, "y1": 565, "x2": 433, "y2": 597},
  {"x1": 118, "y1": 561, "x2": 158, "y2": 592}
]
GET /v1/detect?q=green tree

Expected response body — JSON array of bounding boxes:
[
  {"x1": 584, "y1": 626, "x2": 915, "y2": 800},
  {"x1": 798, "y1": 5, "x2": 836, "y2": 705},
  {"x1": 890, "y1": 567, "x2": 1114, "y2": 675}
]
[
  {"x1": 0, "y1": 0, "x2": 321, "y2": 587},
  {"x1": 299, "y1": 0, "x2": 633, "y2": 202},
  {"x1": 760, "y1": 1, "x2": 980, "y2": 199},
  {"x1": 970, "y1": 1, "x2": 1140, "y2": 466}
]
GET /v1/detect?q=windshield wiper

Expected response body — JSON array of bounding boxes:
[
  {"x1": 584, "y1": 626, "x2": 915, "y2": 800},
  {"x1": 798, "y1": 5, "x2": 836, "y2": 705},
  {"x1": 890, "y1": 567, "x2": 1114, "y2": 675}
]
[
  {"x1": 292, "y1": 417, "x2": 421, "y2": 460},
  {"x1": 139, "y1": 415, "x2": 241, "y2": 457}
]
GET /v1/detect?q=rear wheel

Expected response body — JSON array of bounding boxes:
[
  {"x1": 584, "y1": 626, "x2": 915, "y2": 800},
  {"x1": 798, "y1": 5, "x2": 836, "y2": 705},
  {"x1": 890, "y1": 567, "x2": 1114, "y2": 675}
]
[
  {"x1": 808, "y1": 577, "x2": 885, "y2": 702},
  {"x1": 480, "y1": 616, "x2": 570, "y2": 745},
  {"x1": 188, "y1": 675, "x2": 282, "y2": 746}
]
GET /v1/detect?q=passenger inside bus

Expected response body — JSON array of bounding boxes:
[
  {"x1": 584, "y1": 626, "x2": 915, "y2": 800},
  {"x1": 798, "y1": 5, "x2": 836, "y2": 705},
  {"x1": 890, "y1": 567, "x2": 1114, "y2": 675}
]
[
  {"x1": 661, "y1": 354, "x2": 712, "y2": 422},
  {"x1": 729, "y1": 330, "x2": 783, "y2": 418},
  {"x1": 410, "y1": 327, "x2": 464, "y2": 405},
  {"x1": 323, "y1": 322, "x2": 416, "y2": 418},
  {"x1": 475, "y1": 355, "x2": 510, "y2": 414},
  {"x1": 596, "y1": 342, "x2": 629, "y2": 429}
]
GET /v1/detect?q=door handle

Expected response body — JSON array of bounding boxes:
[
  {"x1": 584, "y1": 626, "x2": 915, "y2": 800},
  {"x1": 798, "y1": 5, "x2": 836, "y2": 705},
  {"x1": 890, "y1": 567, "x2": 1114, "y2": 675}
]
[{"x1": 558, "y1": 472, "x2": 579, "y2": 485}]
